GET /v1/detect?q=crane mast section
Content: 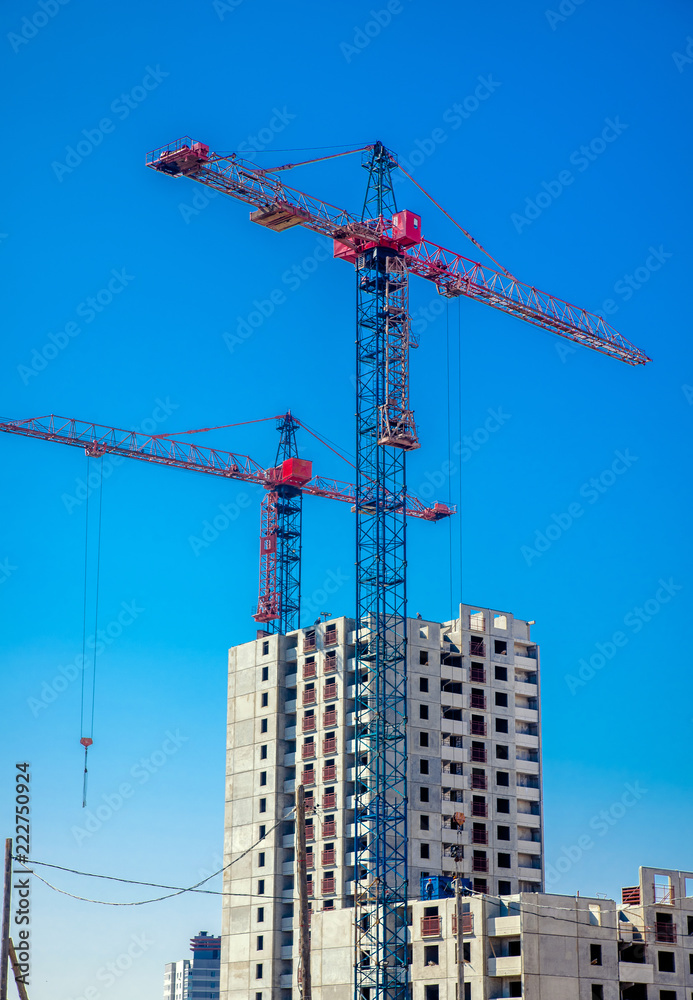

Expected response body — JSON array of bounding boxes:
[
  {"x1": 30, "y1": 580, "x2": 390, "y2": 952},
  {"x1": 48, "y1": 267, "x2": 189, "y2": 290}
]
[{"x1": 146, "y1": 137, "x2": 650, "y2": 367}]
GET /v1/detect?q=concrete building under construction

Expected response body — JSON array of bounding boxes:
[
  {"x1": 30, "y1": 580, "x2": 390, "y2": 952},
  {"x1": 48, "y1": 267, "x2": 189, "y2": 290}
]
[{"x1": 219, "y1": 603, "x2": 543, "y2": 1000}]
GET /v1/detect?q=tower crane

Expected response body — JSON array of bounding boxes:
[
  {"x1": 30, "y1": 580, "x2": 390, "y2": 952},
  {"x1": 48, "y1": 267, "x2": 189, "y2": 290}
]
[
  {"x1": 0, "y1": 411, "x2": 452, "y2": 638},
  {"x1": 145, "y1": 137, "x2": 651, "y2": 1000}
]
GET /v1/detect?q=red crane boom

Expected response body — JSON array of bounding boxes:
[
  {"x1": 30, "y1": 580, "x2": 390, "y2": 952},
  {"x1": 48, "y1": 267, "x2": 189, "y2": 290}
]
[
  {"x1": 146, "y1": 137, "x2": 651, "y2": 366},
  {"x1": 0, "y1": 414, "x2": 451, "y2": 520}
]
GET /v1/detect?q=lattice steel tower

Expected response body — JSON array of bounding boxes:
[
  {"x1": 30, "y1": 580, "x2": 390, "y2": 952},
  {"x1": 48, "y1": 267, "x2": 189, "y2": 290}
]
[{"x1": 354, "y1": 143, "x2": 418, "y2": 1000}]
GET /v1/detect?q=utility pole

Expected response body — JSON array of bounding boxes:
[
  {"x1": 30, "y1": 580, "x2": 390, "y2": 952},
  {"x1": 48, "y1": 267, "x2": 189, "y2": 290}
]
[
  {"x1": 296, "y1": 786, "x2": 312, "y2": 1000},
  {"x1": 8, "y1": 941, "x2": 29, "y2": 1000},
  {"x1": 1, "y1": 839, "x2": 12, "y2": 1000}
]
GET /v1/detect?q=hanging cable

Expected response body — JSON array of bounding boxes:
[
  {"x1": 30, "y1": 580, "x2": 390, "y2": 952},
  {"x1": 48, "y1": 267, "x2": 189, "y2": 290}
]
[
  {"x1": 79, "y1": 455, "x2": 92, "y2": 807},
  {"x1": 396, "y1": 163, "x2": 518, "y2": 280},
  {"x1": 79, "y1": 456, "x2": 104, "y2": 807}
]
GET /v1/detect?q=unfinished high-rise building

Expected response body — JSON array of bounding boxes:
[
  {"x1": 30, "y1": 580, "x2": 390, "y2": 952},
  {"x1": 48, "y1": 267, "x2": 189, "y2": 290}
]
[{"x1": 220, "y1": 603, "x2": 543, "y2": 1000}]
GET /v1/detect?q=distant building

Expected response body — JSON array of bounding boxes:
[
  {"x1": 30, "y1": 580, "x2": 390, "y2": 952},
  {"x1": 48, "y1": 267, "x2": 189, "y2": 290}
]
[
  {"x1": 189, "y1": 931, "x2": 221, "y2": 1000},
  {"x1": 163, "y1": 931, "x2": 220, "y2": 1000},
  {"x1": 163, "y1": 959, "x2": 189, "y2": 1000}
]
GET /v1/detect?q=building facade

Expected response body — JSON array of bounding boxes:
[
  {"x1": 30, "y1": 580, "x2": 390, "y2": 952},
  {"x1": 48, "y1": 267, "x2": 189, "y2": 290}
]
[
  {"x1": 220, "y1": 603, "x2": 543, "y2": 1000},
  {"x1": 308, "y1": 864, "x2": 693, "y2": 1000}
]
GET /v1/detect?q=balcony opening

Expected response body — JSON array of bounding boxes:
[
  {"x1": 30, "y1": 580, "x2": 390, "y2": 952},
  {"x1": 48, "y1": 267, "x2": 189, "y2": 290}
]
[
  {"x1": 655, "y1": 912, "x2": 676, "y2": 943},
  {"x1": 470, "y1": 636, "x2": 485, "y2": 657},
  {"x1": 590, "y1": 944, "x2": 602, "y2": 966},
  {"x1": 470, "y1": 662, "x2": 485, "y2": 683},
  {"x1": 654, "y1": 873, "x2": 674, "y2": 905},
  {"x1": 658, "y1": 952, "x2": 675, "y2": 972},
  {"x1": 471, "y1": 715, "x2": 486, "y2": 736},
  {"x1": 470, "y1": 689, "x2": 485, "y2": 709},
  {"x1": 443, "y1": 680, "x2": 463, "y2": 695},
  {"x1": 424, "y1": 945, "x2": 439, "y2": 966},
  {"x1": 472, "y1": 796, "x2": 487, "y2": 818},
  {"x1": 507, "y1": 939, "x2": 521, "y2": 957},
  {"x1": 619, "y1": 942, "x2": 646, "y2": 964},
  {"x1": 471, "y1": 742, "x2": 487, "y2": 763},
  {"x1": 620, "y1": 987, "x2": 647, "y2": 1000},
  {"x1": 472, "y1": 823, "x2": 487, "y2": 845}
]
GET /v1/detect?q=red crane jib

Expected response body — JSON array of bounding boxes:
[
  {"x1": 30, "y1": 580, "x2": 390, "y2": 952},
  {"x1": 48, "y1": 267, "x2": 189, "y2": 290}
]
[
  {"x1": 0, "y1": 415, "x2": 453, "y2": 522},
  {"x1": 145, "y1": 137, "x2": 651, "y2": 367}
]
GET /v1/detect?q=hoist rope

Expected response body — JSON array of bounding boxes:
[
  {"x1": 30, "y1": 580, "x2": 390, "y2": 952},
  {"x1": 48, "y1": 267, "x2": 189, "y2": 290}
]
[
  {"x1": 396, "y1": 163, "x2": 518, "y2": 280},
  {"x1": 79, "y1": 455, "x2": 104, "y2": 807}
]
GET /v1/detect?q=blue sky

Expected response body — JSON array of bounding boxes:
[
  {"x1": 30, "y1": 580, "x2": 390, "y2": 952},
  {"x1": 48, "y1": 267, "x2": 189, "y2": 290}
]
[{"x1": 1, "y1": 1, "x2": 692, "y2": 996}]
